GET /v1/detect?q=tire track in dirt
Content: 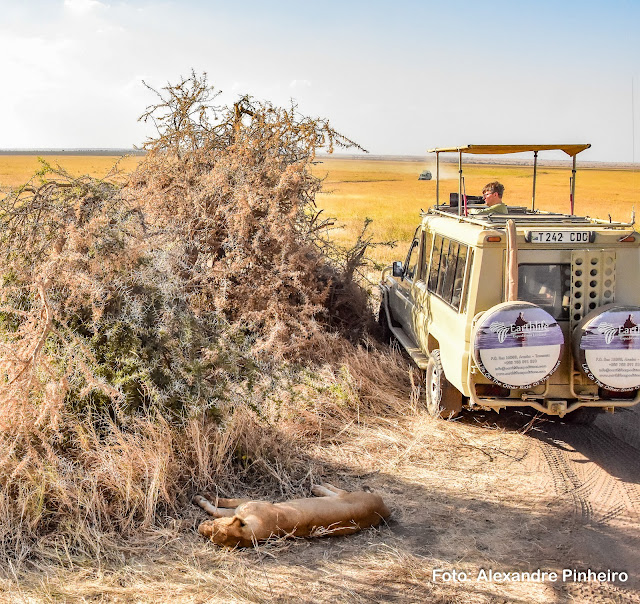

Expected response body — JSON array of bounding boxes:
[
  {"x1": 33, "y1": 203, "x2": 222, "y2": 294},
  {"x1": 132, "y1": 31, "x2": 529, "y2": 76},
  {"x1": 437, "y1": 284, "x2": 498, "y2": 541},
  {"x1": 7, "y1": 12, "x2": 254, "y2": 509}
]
[
  {"x1": 533, "y1": 420, "x2": 640, "y2": 526},
  {"x1": 577, "y1": 425, "x2": 640, "y2": 523},
  {"x1": 521, "y1": 414, "x2": 640, "y2": 596},
  {"x1": 537, "y1": 437, "x2": 594, "y2": 523}
]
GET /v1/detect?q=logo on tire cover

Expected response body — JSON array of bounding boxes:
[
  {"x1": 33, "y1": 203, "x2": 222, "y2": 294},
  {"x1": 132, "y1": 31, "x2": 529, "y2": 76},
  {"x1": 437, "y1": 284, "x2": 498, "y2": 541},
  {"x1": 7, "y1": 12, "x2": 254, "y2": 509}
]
[
  {"x1": 577, "y1": 308, "x2": 640, "y2": 391},
  {"x1": 474, "y1": 303, "x2": 564, "y2": 389}
]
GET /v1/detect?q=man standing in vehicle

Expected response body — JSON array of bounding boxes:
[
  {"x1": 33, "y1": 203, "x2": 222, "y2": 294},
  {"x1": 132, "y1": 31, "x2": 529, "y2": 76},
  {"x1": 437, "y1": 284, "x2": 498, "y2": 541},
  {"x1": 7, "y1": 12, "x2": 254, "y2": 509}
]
[{"x1": 473, "y1": 181, "x2": 507, "y2": 215}]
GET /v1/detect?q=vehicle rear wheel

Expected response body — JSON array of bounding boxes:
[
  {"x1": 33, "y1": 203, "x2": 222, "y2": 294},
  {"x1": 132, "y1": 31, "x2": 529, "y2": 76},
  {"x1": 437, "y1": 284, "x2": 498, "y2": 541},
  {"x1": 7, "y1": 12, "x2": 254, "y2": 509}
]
[{"x1": 426, "y1": 350, "x2": 462, "y2": 419}]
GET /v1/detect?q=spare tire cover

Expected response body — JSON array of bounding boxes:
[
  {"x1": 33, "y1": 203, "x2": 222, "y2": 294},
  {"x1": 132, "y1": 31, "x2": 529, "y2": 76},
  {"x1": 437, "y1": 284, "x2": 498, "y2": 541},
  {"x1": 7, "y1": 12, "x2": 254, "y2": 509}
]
[
  {"x1": 472, "y1": 301, "x2": 564, "y2": 389},
  {"x1": 574, "y1": 305, "x2": 640, "y2": 392}
]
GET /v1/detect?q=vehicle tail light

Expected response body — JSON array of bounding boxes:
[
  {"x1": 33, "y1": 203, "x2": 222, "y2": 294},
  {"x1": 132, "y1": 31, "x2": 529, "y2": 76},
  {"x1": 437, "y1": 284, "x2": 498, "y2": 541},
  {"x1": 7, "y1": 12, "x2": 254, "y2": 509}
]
[
  {"x1": 475, "y1": 384, "x2": 511, "y2": 398},
  {"x1": 598, "y1": 388, "x2": 638, "y2": 400}
]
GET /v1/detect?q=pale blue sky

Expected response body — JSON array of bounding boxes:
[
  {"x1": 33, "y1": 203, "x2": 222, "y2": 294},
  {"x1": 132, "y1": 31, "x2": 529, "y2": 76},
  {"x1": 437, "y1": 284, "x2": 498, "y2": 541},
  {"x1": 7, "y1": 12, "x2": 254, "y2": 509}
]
[{"x1": 0, "y1": 0, "x2": 638, "y2": 162}]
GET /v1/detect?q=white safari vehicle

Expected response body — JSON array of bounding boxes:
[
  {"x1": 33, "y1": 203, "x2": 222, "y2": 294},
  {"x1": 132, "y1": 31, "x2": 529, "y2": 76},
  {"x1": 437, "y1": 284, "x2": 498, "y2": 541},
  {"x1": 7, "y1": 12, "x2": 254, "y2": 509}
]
[{"x1": 379, "y1": 144, "x2": 640, "y2": 422}]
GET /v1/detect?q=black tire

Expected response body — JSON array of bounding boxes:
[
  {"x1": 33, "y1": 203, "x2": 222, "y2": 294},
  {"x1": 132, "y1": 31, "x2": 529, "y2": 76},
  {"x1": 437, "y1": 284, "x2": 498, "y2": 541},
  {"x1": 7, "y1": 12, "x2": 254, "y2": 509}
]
[
  {"x1": 378, "y1": 298, "x2": 393, "y2": 344},
  {"x1": 426, "y1": 350, "x2": 462, "y2": 419},
  {"x1": 562, "y1": 407, "x2": 601, "y2": 425}
]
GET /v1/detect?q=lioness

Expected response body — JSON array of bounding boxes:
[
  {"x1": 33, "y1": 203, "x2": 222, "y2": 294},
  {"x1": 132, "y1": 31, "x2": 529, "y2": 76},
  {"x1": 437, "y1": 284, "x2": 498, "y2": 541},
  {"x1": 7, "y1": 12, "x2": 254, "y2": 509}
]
[{"x1": 194, "y1": 483, "x2": 390, "y2": 548}]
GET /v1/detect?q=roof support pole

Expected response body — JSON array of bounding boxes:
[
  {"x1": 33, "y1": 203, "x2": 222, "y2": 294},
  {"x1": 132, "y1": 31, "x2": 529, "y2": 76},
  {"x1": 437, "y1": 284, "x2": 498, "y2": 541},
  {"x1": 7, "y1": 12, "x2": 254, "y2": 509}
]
[
  {"x1": 570, "y1": 154, "x2": 577, "y2": 215},
  {"x1": 436, "y1": 151, "x2": 440, "y2": 207},
  {"x1": 531, "y1": 150, "x2": 538, "y2": 212},
  {"x1": 458, "y1": 150, "x2": 463, "y2": 216}
]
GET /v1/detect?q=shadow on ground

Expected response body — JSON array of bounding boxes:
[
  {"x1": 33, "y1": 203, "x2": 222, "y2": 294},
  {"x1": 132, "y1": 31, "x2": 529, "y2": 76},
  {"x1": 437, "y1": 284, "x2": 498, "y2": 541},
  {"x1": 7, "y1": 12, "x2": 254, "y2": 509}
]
[{"x1": 459, "y1": 406, "x2": 640, "y2": 485}]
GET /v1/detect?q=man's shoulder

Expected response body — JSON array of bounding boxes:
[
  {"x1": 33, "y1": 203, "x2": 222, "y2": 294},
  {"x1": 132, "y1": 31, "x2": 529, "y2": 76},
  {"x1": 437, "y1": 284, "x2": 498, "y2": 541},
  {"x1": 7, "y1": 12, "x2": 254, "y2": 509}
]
[{"x1": 471, "y1": 203, "x2": 508, "y2": 215}]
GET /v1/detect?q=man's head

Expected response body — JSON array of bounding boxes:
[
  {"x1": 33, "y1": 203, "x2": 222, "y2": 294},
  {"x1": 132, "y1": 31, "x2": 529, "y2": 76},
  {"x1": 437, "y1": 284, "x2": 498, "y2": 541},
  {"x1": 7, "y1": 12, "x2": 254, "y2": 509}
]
[{"x1": 482, "y1": 181, "x2": 505, "y2": 207}]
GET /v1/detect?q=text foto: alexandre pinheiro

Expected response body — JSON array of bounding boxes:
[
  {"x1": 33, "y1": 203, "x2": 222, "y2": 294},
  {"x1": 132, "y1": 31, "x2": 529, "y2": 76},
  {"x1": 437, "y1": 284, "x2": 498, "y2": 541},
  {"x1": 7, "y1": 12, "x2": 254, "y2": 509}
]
[{"x1": 432, "y1": 568, "x2": 629, "y2": 583}]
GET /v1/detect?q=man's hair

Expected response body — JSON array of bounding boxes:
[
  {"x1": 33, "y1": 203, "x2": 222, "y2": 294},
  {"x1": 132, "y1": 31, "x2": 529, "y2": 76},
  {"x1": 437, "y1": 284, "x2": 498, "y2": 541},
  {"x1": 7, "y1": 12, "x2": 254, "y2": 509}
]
[{"x1": 482, "y1": 181, "x2": 505, "y2": 198}]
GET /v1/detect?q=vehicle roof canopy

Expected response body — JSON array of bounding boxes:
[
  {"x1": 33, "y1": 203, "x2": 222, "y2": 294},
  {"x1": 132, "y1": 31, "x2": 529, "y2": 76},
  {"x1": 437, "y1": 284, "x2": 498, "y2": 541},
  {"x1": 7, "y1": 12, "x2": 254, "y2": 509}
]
[{"x1": 427, "y1": 144, "x2": 591, "y2": 157}]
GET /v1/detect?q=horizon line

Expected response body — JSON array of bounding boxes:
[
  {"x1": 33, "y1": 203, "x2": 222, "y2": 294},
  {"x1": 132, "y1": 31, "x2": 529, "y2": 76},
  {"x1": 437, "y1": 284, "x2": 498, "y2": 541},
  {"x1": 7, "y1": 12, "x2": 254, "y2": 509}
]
[{"x1": 0, "y1": 149, "x2": 638, "y2": 168}]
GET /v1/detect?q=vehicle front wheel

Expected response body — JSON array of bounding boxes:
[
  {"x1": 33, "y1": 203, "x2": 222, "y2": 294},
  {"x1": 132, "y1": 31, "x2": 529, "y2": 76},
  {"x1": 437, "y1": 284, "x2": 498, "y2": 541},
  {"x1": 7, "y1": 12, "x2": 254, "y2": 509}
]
[
  {"x1": 378, "y1": 298, "x2": 393, "y2": 344},
  {"x1": 426, "y1": 350, "x2": 463, "y2": 419}
]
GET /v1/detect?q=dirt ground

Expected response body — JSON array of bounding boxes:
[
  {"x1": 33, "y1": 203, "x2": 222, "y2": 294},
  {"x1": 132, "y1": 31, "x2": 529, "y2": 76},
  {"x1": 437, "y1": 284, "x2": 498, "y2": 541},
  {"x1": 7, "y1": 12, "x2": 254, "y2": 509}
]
[{"x1": 4, "y1": 401, "x2": 639, "y2": 603}]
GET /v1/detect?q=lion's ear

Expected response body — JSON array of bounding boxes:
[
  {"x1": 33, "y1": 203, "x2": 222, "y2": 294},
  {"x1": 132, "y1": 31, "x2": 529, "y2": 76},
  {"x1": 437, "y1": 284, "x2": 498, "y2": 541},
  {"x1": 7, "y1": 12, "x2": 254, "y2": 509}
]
[{"x1": 231, "y1": 516, "x2": 246, "y2": 527}]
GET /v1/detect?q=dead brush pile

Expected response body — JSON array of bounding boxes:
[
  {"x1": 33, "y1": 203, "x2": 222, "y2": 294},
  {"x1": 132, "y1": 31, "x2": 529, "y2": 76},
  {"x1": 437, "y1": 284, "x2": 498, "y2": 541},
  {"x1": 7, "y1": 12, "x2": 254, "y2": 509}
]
[{"x1": 0, "y1": 73, "x2": 412, "y2": 565}]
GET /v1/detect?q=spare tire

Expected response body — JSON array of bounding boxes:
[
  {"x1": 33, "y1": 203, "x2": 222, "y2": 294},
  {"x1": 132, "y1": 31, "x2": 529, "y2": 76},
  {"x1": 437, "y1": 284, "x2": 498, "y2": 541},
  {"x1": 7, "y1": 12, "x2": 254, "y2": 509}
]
[
  {"x1": 573, "y1": 304, "x2": 640, "y2": 392},
  {"x1": 472, "y1": 301, "x2": 564, "y2": 389}
]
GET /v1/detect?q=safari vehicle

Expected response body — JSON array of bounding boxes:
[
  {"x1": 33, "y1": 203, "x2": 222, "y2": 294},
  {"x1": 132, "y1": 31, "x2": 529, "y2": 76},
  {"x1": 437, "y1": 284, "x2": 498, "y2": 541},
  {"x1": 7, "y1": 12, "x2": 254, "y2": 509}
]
[{"x1": 379, "y1": 144, "x2": 640, "y2": 422}]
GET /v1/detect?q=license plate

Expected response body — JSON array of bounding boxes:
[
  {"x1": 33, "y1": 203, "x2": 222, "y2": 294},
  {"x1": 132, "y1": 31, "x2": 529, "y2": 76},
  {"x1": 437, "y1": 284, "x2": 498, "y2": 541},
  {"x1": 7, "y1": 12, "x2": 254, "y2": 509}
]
[{"x1": 526, "y1": 230, "x2": 592, "y2": 244}]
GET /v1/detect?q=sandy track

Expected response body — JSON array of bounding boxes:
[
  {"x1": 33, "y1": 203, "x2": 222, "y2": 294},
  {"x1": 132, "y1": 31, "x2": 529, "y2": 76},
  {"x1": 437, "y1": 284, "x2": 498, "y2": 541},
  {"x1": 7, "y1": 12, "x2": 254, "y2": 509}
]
[
  {"x1": 532, "y1": 420, "x2": 640, "y2": 526},
  {"x1": 494, "y1": 406, "x2": 640, "y2": 601}
]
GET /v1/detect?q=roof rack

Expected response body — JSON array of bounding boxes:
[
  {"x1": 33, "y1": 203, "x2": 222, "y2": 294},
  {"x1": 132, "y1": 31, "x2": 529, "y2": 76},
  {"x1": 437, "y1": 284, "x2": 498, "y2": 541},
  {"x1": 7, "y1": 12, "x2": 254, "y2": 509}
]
[
  {"x1": 428, "y1": 144, "x2": 590, "y2": 157},
  {"x1": 429, "y1": 206, "x2": 634, "y2": 229},
  {"x1": 427, "y1": 144, "x2": 591, "y2": 217}
]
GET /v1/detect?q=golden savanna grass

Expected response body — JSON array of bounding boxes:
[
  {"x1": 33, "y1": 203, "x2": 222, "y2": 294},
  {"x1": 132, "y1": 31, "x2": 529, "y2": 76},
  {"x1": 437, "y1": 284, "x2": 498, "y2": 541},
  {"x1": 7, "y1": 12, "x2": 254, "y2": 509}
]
[
  {"x1": 2, "y1": 153, "x2": 637, "y2": 260},
  {"x1": 1, "y1": 153, "x2": 637, "y2": 288},
  {"x1": 312, "y1": 156, "x2": 640, "y2": 267},
  {"x1": 0, "y1": 154, "x2": 143, "y2": 191}
]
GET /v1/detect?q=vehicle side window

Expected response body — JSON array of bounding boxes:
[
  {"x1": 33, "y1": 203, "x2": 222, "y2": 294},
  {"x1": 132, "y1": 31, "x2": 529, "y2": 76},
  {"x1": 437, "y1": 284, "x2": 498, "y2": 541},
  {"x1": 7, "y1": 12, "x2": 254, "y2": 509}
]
[
  {"x1": 404, "y1": 239, "x2": 420, "y2": 280},
  {"x1": 427, "y1": 238, "x2": 469, "y2": 311},
  {"x1": 428, "y1": 235, "x2": 443, "y2": 291},
  {"x1": 441, "y1": 241, "x2": 460, "y2": 303},
  {"x1": 420, "y1": 231, "x2": 433, "y2": 282},
  {"x1": 436, "y1": 239, "x2": 451, "y2": 297},
  {"x1": 451, "y1": 244, "x2": 469, "y2": 310},
  {"x1": 461, "y1": 248, "x2": 474, "y2": 313}
]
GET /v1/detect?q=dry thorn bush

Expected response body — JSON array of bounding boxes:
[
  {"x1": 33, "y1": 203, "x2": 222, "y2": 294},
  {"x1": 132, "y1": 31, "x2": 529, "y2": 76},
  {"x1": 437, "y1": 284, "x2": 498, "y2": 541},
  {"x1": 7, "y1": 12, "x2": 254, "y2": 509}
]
[{"x1": 0, "y1": 72, "x2": 411, "y2": 567}]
